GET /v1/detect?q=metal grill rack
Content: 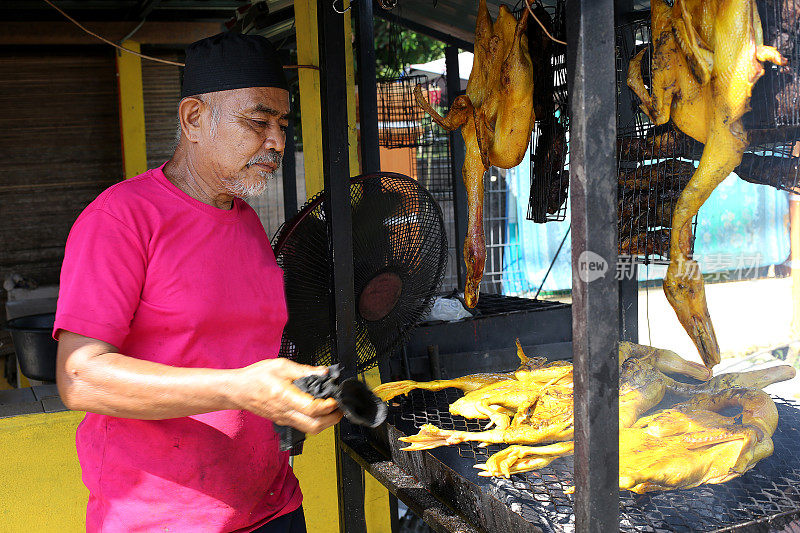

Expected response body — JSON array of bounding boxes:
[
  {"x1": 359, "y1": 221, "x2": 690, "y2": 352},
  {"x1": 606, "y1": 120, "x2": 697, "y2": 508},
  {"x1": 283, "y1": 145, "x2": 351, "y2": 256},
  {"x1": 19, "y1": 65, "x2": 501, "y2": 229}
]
[
  {"x1": 527, "y1": 1, "x2": 570, "y2": 224},
  {"x1": 615, "y1": 16, "x2": 701, "y2": 264},
  {"x1": 378, "y1": 74, "x2": 437, "y2": 149},
  {"x1": 385, "y1": 388, "x2": 800, "y2": 533}
]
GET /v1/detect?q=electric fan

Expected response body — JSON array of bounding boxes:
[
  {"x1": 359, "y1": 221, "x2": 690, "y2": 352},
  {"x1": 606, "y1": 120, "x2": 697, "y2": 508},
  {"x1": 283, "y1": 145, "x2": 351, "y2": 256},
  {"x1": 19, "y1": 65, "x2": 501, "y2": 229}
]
[{"x1": 272, "y1": 172, "x2": 448, "y2": 373}]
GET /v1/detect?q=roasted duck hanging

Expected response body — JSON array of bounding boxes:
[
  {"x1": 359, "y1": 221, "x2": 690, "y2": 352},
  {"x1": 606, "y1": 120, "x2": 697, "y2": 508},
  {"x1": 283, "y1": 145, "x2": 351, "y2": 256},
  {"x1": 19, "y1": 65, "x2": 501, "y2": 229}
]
[
  {"x1": 415, "y1": 0, "x2": 535, "y2": 308},
  {"x1": 627, "y1": 0, "x2": 787, "y2": 368}
]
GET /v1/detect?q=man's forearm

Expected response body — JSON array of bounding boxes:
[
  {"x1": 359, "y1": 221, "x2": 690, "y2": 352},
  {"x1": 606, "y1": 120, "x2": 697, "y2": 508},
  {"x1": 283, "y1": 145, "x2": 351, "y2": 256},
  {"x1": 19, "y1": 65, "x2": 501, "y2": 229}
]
[
  {"x1": 56, "y1": 330, "x2": 342, "y2": 432},
  {"x1": 59, "y1": 348, "x2": 241, "y2": 419}
]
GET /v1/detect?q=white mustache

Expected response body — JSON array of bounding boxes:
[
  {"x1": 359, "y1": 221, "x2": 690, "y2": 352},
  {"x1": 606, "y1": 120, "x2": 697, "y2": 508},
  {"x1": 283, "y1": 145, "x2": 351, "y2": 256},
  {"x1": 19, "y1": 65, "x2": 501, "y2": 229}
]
[{"x1": 247, "y1": 151, "x2": 282, "y2": 168}]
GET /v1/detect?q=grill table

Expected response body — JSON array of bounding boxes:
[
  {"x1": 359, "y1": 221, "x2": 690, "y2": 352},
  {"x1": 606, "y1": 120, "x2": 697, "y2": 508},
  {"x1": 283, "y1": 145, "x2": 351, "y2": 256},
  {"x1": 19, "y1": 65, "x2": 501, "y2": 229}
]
[{"x1": 342, "y1": 389, "x2": 800, "y2": 533}]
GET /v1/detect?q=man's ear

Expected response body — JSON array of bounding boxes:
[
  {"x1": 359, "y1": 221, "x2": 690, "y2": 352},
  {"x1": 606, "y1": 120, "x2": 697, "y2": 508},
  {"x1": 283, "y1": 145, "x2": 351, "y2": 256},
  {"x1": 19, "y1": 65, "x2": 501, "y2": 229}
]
[{"x1": 178, "y1": 97, "x2": 204, "y2": 143}]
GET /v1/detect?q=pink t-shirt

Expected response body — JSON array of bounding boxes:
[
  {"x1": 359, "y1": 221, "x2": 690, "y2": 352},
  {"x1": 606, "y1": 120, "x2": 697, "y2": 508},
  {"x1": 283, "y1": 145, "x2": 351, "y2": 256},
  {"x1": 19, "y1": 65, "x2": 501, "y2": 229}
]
[{"x1": 54, "y1": 164, "x2": 301, "y2": 532}]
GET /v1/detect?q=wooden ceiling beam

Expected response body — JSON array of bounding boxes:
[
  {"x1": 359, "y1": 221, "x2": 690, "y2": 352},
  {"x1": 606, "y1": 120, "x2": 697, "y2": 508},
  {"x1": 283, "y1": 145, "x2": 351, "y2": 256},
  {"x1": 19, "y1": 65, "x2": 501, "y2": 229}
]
[{"x1": 0, "y1": 21, "x2": 221, "y2": 46}]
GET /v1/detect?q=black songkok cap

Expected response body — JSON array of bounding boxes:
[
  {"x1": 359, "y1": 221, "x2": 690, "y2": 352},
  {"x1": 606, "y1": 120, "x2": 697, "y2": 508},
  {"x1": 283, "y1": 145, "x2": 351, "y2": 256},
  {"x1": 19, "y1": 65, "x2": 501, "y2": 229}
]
[{"x1": 181, "y1": 32, "x2": 288, "y2": 98}]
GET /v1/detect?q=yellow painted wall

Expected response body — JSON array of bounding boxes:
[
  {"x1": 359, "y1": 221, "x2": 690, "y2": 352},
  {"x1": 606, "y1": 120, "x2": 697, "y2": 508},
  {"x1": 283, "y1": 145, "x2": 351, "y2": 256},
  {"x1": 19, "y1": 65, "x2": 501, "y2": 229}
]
[
  {"x1": 0, "y1": 411, "x2": 86, "y2": 532},
  {"x1": 116, "y1": 41, "x2": 148, "y2": 179}
]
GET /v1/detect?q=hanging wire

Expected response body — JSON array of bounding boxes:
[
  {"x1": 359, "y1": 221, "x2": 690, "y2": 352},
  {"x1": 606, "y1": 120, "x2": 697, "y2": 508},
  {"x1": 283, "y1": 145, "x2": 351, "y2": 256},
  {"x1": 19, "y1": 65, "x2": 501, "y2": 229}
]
[
  {"x1": 42, "y1": 0, "x2": 185, "y2": 66},
  {"x1": 524, "y1": 0, "x2": 566, "y2": 46},
  {"x1": 42, "y1": 0, "x2": 319, "y2": 71},
  {"x1": 533, "y1": 225, "x2": 571, "y2": 300}
]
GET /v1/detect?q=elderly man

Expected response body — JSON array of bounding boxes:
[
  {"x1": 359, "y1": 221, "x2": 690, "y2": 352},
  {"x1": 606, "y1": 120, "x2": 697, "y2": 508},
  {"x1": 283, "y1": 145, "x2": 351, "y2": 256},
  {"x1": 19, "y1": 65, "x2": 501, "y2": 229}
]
[{"x1": 53, "y1": 33, "x2": 340, "y2": 532}]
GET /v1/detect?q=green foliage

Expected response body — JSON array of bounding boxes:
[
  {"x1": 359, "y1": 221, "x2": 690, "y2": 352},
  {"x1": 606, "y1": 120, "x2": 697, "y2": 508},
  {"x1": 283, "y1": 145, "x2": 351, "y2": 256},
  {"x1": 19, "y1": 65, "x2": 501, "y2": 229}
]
[{"x1": 374, "y1": 19, "x2": 446, "y2": 78}]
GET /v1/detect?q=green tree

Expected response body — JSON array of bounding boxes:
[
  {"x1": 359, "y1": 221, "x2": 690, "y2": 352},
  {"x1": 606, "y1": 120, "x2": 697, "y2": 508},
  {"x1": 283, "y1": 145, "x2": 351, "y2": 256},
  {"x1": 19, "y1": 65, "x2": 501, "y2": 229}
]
[{"x1": 374, "y1": 19, "x2": 446, "y2": 78}]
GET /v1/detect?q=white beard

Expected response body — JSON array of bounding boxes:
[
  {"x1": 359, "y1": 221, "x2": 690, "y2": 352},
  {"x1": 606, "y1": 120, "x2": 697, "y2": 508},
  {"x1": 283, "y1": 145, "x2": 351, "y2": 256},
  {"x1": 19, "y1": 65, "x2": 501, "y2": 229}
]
[{"x1": 222, "y1": 170, "x2": 274, "y2": 198}]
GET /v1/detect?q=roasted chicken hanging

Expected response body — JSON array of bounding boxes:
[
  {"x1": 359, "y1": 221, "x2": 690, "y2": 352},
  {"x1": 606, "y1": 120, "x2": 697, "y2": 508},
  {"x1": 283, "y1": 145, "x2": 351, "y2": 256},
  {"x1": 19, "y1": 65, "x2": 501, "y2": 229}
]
[
  {"x1": 627, "y1": 0, "x2": 787, "y2": 368},
  {"x1": 415, "y1": 0, "x2": 535, "y2": 308}
]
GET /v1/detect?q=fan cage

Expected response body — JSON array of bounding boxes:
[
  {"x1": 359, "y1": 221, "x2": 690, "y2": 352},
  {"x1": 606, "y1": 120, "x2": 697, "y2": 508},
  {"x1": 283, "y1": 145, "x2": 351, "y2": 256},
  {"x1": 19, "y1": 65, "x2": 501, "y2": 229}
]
[
  {"x1": 378, "y1": 74, "x2": 439, "y2": 149},
  {"x1": 273, "y1": 173, "x2": 448, "y2": 373},
  {"x1": 526, "y1": 0, "x2": 570, "y2": 224}
]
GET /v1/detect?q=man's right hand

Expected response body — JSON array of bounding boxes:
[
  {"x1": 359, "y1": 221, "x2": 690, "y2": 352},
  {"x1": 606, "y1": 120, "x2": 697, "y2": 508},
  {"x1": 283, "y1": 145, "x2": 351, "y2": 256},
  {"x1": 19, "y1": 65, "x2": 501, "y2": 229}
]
[{"x1": 233, "y1": 358, "x2": 343, "y2": 434}]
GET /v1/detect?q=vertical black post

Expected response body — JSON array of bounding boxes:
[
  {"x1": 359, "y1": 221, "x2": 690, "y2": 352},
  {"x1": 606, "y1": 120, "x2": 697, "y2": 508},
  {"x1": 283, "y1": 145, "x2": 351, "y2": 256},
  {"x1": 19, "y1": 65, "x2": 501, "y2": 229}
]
[
  {"x1": 445, "y1": 45, "x2": 468, "y2": 287},
  {"x1": 317, "y1": 1, "x2": 366, "y2": 532},
  {"x1": 282, "y1": 98, "x2": 298, "y2": 222},
  {"x1": 566, "y1": 0, "x2": 619, "y2": 531},
  {"x1": 318, "y1": 0, "x2": 356, "y2": 377},
  {"x1": 354, "y1": 0, "x2": 380, "y2": 174},
  {"x1": 615, "y1": 0, "x2": 638, "y2": 342}
]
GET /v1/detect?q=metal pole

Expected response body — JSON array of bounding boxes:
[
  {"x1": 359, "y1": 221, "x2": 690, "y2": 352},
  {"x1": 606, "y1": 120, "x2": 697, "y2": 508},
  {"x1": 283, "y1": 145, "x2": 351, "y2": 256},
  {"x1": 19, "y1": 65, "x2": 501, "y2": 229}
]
[
  {"x1": 445, "y1": 45, "x2": 468, "y2": 288},
  {"x1": 354, "y1": 0, "x2": 380, "y2": 175},
  {"x1": 566, "y1": 0, "x2": 620, "y2": 531},
  {"x1": 317, "y1": 1, "x2": 366, "y2": 532},
  {"x1": 317, "y1": 0, "x2": 356, "y2": 376},
  {"x1": 282, "y1": 94, "x2": 298, "y2": 222}
]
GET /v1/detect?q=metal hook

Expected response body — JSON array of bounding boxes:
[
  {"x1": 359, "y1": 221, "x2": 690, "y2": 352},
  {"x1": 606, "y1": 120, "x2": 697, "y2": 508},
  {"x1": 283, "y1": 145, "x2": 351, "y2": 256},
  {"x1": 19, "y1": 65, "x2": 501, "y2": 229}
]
[{"x1": 332, "y1": 0, "x2": 351, "y2": 14}]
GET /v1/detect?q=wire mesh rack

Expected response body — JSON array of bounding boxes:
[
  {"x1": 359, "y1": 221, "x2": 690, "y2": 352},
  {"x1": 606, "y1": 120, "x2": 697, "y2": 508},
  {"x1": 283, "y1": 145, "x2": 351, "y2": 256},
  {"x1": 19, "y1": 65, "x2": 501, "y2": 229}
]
[
  {"x1": 387, "y1": 387, "x2": 800, "y2": 533},
  {"x1": 737, "y1": 0, "x2": 800, "y2": 193},
  {"x1": 526, "y1": 0, "x2": 570, "y2": 224},
  {"x1": 413, "y1": 77, "x2": 460, "y2": 293},
  {"x1": 378, "y1": 74, "x2": 438, "y2": 149},
  {"x1": 616, "y1": 16, "x2": 701, "y2": 264}
]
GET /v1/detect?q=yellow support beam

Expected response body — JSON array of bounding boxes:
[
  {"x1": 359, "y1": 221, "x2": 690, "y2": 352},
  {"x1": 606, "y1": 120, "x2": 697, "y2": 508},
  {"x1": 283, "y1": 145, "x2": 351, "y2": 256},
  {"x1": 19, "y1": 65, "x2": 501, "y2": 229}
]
[
  {"x1": 344, "y1": 1, "x2": 360, "y2": 177},
  {"x1": 292, "y1": 3, "x2": 340, "y2": 533},
  {"x1": 295, "y1": 0, "x2": 324, "y2": 199},
  {"x1": 116, "y1": 41, "x2": 148, "y2": 179}
]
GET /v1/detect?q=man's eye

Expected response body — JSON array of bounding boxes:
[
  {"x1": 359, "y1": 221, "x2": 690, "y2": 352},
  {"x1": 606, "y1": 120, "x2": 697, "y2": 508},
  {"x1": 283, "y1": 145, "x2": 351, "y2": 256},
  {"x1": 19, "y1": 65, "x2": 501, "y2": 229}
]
[
  {"x1": 280, "y1": 124, "x2": 288, "y2": 132},
  {"x1": 250, "y1": 119, "x2": 267, "y2": 127}
]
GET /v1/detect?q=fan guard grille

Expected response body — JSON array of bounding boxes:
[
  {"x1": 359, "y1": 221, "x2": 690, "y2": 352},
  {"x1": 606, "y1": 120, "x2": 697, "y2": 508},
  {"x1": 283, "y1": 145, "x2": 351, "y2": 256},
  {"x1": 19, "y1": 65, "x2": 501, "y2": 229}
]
[{"x1": 273, "y1": 172, "x2": 448, "y2": 372}]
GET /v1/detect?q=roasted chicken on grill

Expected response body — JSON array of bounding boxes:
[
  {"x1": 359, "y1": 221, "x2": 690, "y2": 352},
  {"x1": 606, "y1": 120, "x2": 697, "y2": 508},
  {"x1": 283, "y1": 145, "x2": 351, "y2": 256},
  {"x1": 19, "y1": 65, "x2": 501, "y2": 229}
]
[
  {"x1": 373, "y1": 339, "x2": 542, "y2": 402},
  {"x1": 627, "y1": 0, "x2": 787, "y2": 368},
  {"x1": 415, "y1": 0, "x2": 535, "y2": 308},
  {"x1": 384, "y1": 340, "x2": 794, "y2": 493},
  {"x1": 478, "y1": 389, "x2": 780, "y2": 495},
  {"x1": 396, "y1": 342, "x2": 715, "y2": 451}
]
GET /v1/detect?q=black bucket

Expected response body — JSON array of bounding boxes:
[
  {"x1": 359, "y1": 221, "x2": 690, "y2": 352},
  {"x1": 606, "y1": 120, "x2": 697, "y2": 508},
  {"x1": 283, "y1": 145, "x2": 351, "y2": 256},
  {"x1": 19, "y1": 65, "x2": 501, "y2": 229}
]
[{"x1": 5, "y1": 313, "x2": 57, "y2": 382}]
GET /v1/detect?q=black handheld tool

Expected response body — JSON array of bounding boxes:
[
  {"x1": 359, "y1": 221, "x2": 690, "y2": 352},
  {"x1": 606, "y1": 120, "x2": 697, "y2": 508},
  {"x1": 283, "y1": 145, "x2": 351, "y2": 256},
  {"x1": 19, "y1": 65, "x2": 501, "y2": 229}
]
[{"x1": 275, "y1": 364, "x2": 388, "y2": 454}]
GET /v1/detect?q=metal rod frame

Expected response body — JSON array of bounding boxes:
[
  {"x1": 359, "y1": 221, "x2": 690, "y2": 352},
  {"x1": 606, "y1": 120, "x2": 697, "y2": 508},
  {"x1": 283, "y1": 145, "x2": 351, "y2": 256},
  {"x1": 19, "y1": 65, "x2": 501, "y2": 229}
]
[
  {"x1": 566, "y1": 0, "x2": 620, "y2": 531},
  {"x1": 324, "y1": 0, "x2": 624, "y2": 529},
  {"x1": 354, "y1": 0, "x2": 380, "y2": 175},
  {"x1": 445, "y1": 45, "x2": 468, "y2": 288},
  {"x1": 282, "y1": 92, "x2": 298, "y2": 222}
]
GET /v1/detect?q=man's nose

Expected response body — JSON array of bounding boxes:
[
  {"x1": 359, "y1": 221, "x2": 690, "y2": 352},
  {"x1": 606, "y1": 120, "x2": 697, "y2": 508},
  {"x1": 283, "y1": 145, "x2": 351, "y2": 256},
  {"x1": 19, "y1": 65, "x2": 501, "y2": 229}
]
[{"x1": 263, "y1": 125, "x2": 286, "y2": 153}]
